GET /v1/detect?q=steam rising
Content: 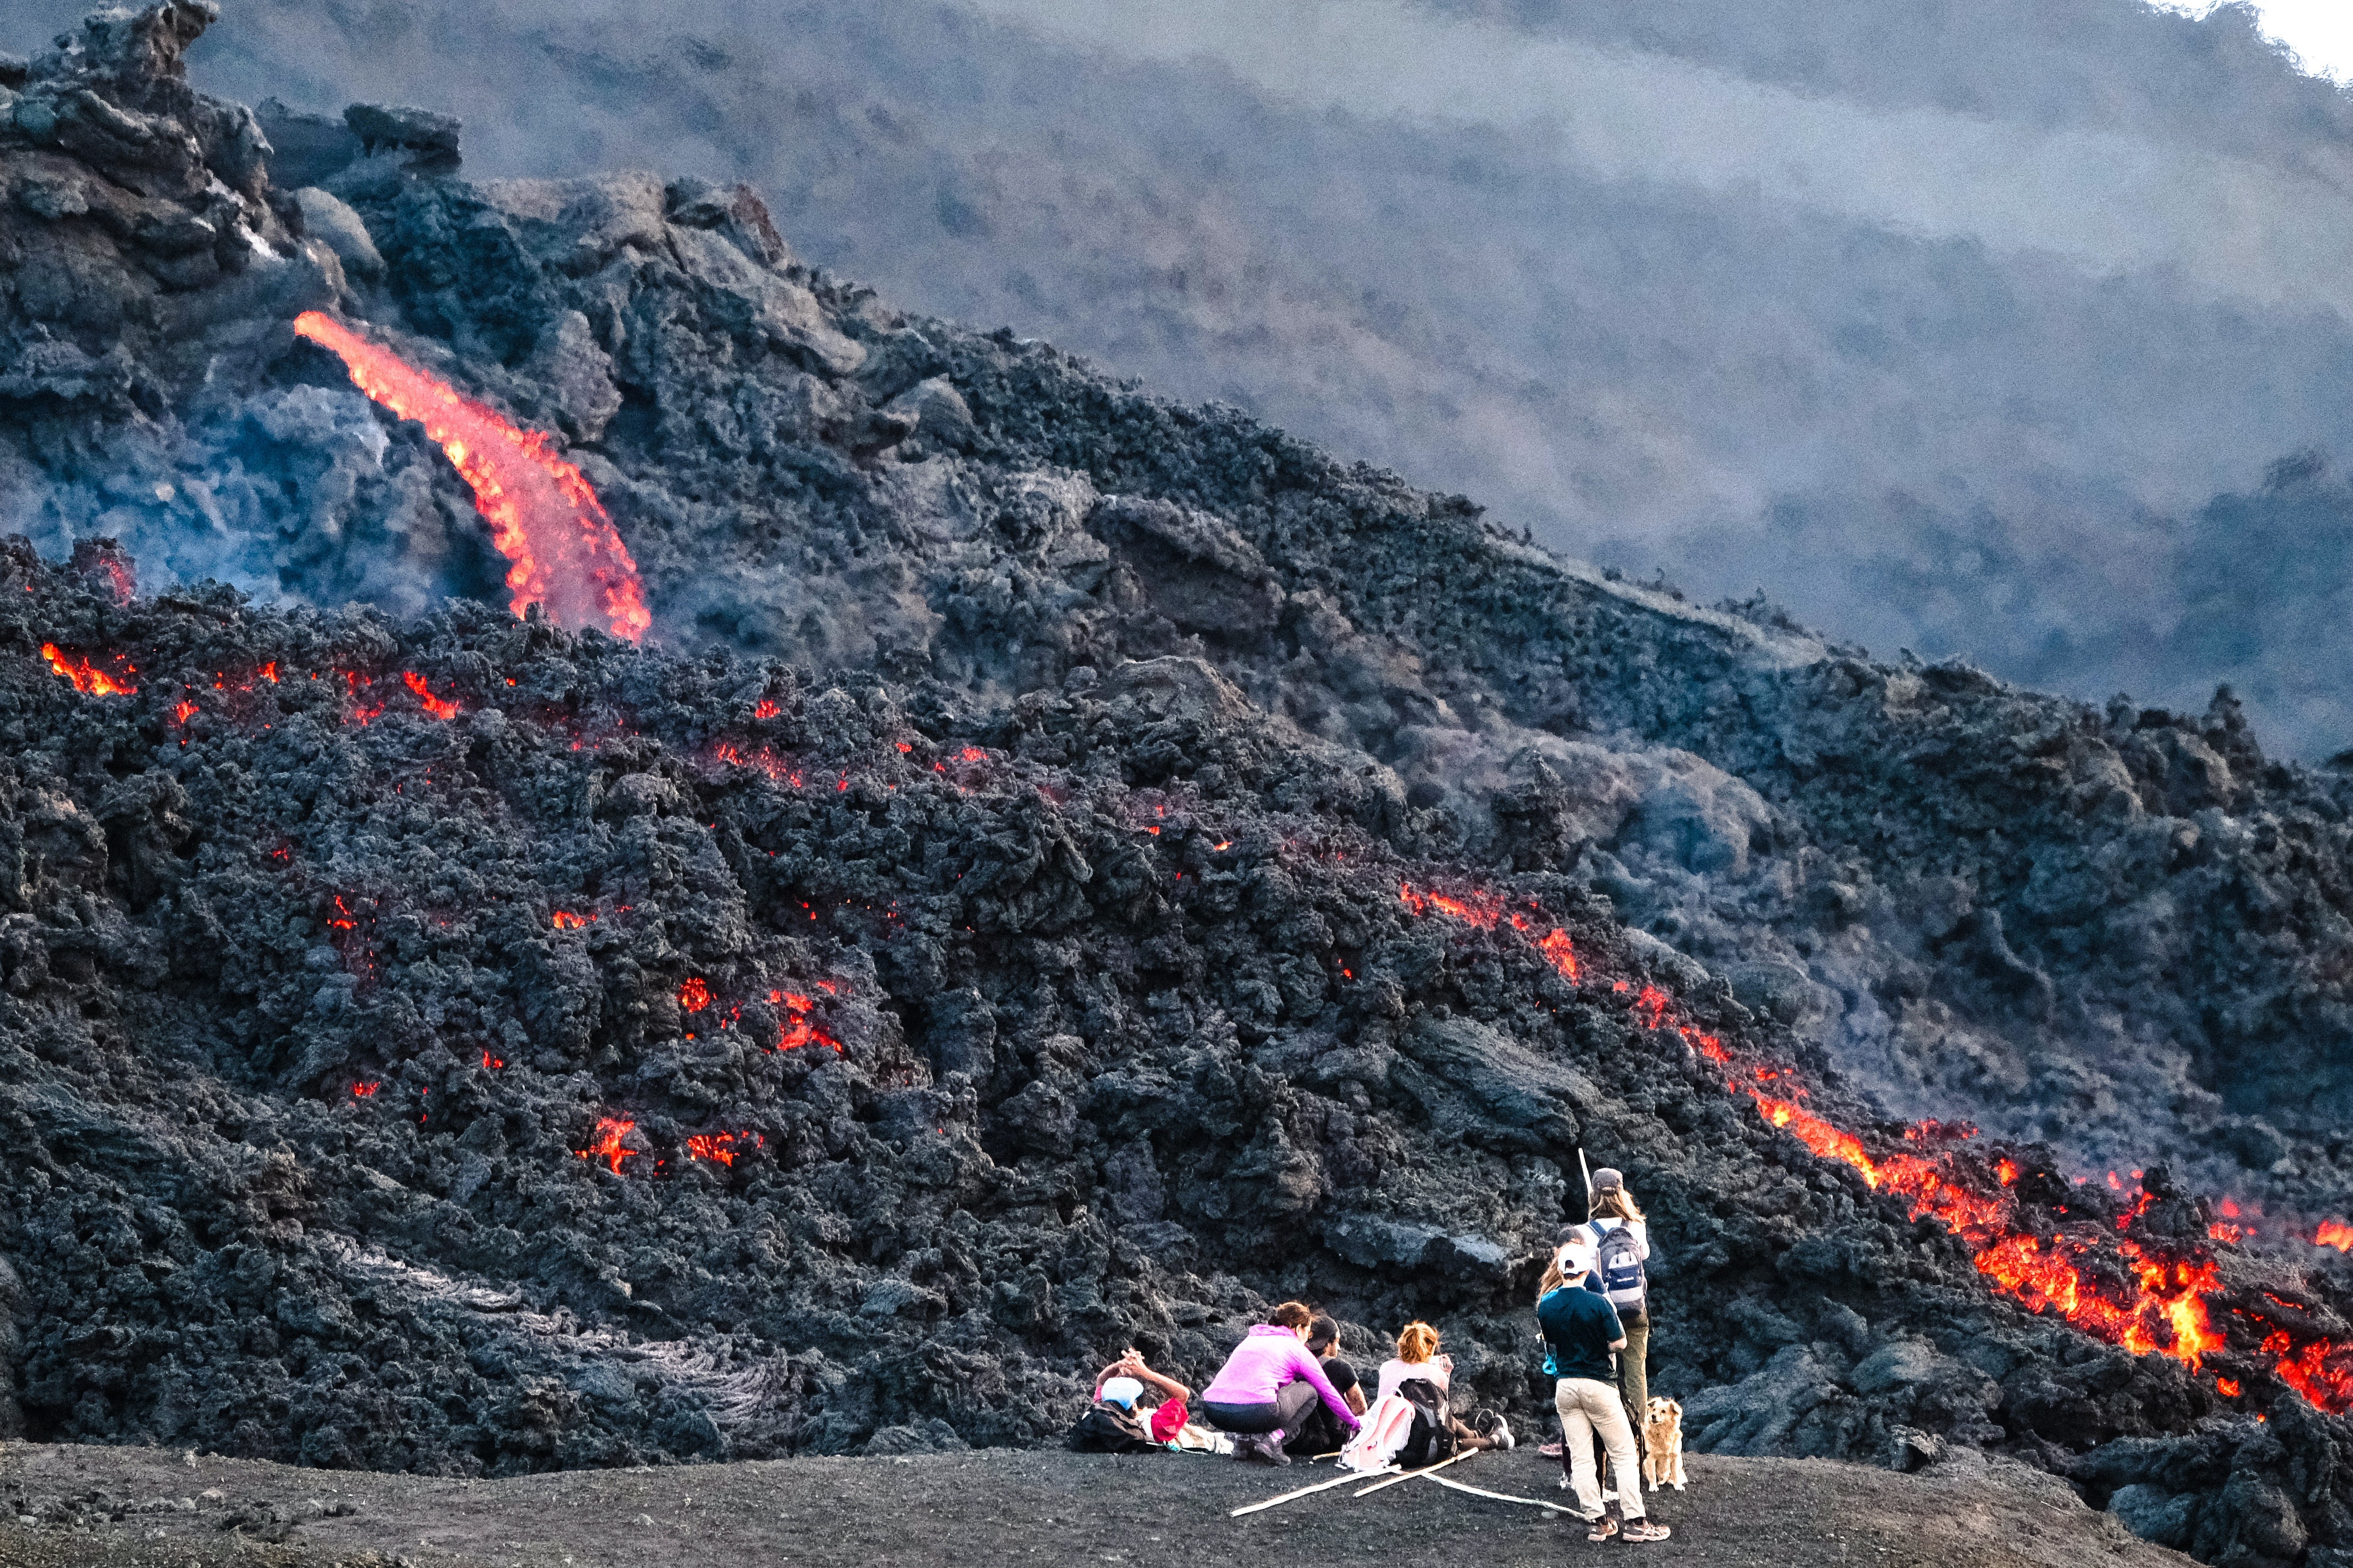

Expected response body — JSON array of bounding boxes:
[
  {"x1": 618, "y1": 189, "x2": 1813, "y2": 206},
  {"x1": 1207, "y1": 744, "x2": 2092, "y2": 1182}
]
[{"x1": 27, "y1": 0, "x2": 2343, "y2": 750}]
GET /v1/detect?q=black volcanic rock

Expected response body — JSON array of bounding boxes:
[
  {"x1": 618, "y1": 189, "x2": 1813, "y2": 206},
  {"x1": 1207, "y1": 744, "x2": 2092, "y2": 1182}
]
[{"x1": 4, "y1": 7, "x2": 2353, "y2": 1566}]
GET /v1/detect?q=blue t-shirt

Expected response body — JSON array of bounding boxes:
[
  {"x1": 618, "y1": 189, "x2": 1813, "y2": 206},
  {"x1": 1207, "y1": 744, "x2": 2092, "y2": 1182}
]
[{"x1": 1537, "y1": 1283, "x2": 1624, "y2": 1382}]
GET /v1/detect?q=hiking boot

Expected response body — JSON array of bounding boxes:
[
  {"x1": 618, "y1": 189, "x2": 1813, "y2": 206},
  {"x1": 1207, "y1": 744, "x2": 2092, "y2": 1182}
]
[
  {"x1": 1247, "y1": 1433, "x2": 1291, "y2": 1466},
  {"x1": 1585, "y1": 1515, "x2": 1619, "y2": 1542}
]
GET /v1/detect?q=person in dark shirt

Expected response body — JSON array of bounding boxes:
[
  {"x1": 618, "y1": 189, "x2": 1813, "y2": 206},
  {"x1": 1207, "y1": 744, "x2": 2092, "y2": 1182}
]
[
  {"x1": 1286, "y1": 1314, "x2": 1366, "y2": 1455},
  {"x1": 1536, "y1": 1232, "x2": 1669, "y2": 1544}
]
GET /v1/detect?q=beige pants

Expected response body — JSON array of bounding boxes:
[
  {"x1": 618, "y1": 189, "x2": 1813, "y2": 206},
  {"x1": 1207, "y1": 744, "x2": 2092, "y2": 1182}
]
[{"x1": 1556, "y1": 1377, "x2": 1645, "y2": 1522}]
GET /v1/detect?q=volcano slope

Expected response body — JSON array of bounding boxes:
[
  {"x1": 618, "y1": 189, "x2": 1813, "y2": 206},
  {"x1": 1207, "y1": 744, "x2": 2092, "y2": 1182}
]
[
  {"x1": 14, "y1": 1, "x2": 2353, "y2": 1209},
  {"x1": 5, "y1": 5, "x2": 2353, "y2": 1567}
]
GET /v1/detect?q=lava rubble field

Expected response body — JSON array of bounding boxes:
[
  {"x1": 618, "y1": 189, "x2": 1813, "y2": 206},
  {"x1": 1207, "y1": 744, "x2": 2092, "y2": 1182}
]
[{"x1": 9, "y1": 5, "x2": 2353, "y2": 1566}]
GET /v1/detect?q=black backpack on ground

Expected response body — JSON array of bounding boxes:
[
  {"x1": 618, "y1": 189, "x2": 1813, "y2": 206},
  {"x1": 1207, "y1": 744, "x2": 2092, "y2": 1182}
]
[
  {"x1": 1393, "y1": 1377, "x2": 1459, "y2": 1469},
  {"x1": 1065, "y1": 1401, "x2": 1158, "y2": 1453}
]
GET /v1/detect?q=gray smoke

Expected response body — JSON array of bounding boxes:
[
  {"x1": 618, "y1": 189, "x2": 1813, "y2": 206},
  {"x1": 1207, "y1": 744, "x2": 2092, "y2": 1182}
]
[{"x1": 9, "y1": 0, "x2": 2353, "y2": 752}]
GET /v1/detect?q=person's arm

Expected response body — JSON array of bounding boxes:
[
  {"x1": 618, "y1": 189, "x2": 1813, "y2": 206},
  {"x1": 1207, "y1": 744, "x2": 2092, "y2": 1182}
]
[
  {"x1": 1346, "y1": 1383, "x2": 1367, "y2": 1416},
  {"x1": 1286, "y1": 1343, "x2": 1361, "y2": 1429},
  {"x1": 1131, "y1": 1361, "x2": 1190, "y2": 1404},
  {"x1": 1609, "y1": 1336, "x2": 1629, "y2": 1352}
]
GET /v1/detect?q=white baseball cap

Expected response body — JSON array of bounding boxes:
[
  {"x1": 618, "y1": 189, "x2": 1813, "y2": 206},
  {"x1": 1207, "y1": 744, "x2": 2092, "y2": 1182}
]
[{"x1": 1101, "y1": 1377, "x2": 1146, "y2": 1407}]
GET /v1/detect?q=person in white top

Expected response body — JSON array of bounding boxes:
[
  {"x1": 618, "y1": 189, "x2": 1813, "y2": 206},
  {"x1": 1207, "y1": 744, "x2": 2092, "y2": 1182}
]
[{"x1": 1374, "y1": 1321, "x2": 1512, "y2": 1451}]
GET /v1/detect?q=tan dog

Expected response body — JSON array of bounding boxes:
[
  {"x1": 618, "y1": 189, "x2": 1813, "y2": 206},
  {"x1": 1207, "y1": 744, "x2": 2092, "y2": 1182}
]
[{"x1": 1642, "y1": 1397, "x2": 1686, "y2": 1491}]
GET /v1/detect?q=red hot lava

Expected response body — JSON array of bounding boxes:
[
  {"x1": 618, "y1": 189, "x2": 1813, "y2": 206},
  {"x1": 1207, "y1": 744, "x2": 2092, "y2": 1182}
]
[
  {"x1": 578, "y1": 1118, "x2": 638, "y2": 1175},
  {"x1": 685, "y1": 1131, "x2": 763, "y2": 1168},
  {"x1": 1394, "y1": 872, "x2": 2353, "y2": 1409},
  {"x1": 293, "y1": 312, "x2": 652, "y2": 643},
  {"x1": 403, "y1": 671, "x2": 461, "y2": 720},
  {"x1": 769, "y1": 988, "x2": 844, "y2": 1053},
  {"x1": 41, "y1": 642, "x2": 136, "y2": 695}
]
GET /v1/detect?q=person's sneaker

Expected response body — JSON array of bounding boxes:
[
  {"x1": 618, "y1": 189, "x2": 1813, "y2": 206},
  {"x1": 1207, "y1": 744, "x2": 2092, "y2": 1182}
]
[
  {"x1": 1538, "y1": 1439, "x2": 1564, "y2": 1457},
  {"x1": 1622, "y1": 1520, "x2": 1673, "y2": 1544},
  {"x1": 1470, "y1": 1408, "x2": 1515, "y2": 1452}
]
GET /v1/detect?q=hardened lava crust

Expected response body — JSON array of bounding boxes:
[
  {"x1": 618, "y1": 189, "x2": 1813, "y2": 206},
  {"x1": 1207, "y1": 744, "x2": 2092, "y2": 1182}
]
[{"x1": 4, "y1": 7, "x2": 2353, "y2": 1566}]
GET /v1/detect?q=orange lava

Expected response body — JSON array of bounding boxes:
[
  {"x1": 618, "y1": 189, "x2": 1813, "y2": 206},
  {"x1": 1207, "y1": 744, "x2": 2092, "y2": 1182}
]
[
  {"x1": 293, "y1": 312, "x2": 651, "y2": 642},
  {"x1": 403, "y1": 671, "x2": 461, "y2": 720},
  {"x1": 579, "y1": 1117, "x2": 637, "y2": 1175},
  {"x1": 1399, "y1": 880, "x2": 1505, "y2": 928},
  {"x1": 1534, "y1": 927, "x2": 1581, "y2": 983},
  {"x1": 552, "y1": 911, "x2": 594, "y2": 930},
  {"x1": 685, "y1": 1131, "x2": 763, "y2": 1168},
  {"x1": 678, "y1": 977, "x2": 713, "y2": 1013},
  {"x1": 1740, "y1": 1046, "x2": 2221, "y2": 1366},
  {"x1": 768, "y1": 988, "x2": 843, "y2": 1053},
  {"x1": 1388, "y1": 873, "x2": 2349, "y2": 1403},
  {"x1": 712, "y1": 741, "x2": 803, "y2": 786},
  {"x1": 40, "y1": 642, "x2": 136, "y2": 695}
]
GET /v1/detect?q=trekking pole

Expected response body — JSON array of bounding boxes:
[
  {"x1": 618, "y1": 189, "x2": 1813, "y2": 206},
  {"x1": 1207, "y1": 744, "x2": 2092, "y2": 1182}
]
[
  {"x1": 1423, "y1": 1473, "x2": 1576, "y2": 1514},
  {"x1": 1229, "y1": 1466, "x2": 1395, "y2": 1517},
  {"x1": 1352, "y1": 1449, "x2": 1475, "y2": 1496},
  {"x1": 1578, "y1": 1147, "x2": 1593, "y2": 1209}
]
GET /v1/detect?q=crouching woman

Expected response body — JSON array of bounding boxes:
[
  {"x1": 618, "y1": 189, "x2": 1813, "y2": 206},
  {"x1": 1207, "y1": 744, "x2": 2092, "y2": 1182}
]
[
  {"x1": 1538, "y1": 1235, "x2": 1671, "y2": 1544},
  {"x1": 1199, "y1": 1299, "x2": 1362, "y2": 1465}
]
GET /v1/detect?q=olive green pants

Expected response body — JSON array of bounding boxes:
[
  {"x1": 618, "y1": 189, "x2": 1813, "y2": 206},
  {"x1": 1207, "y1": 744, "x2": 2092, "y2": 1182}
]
[{"x1": 1616, "y1": 1314, "x2": 1650, "y2": 1461}]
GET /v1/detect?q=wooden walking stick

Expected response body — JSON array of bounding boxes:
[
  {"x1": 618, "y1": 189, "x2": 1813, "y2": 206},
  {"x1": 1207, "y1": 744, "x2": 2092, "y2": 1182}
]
[
  {"x1": 1229, "y1": 1465, "x2": 1396, "y2": 1517},
  {"x1": 1353, "y1": 1449, "x2": 1476, "y2": 1496},
  {"x1": 1424, "y1": 1472, "x2": 1577, "y2": 1514}
]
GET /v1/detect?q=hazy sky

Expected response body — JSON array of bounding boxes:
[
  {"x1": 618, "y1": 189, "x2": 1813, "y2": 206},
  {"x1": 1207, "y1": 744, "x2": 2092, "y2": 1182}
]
[
  {"x1": 2172, "y1": 1, "x2": 2353, "y2": 78},
  {"x1": 970, "y1": 0, "x2": 2353, "y2": 322}
]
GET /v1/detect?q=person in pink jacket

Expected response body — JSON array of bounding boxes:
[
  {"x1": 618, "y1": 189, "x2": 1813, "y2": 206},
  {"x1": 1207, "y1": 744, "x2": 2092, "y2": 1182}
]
[{"x1": 1198, "y1": 1300, "x2": 1362, "y2": 1465}]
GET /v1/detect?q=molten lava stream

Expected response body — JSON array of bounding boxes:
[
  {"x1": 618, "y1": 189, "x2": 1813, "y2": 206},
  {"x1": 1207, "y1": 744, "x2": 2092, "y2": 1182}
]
[
  {"x1": 1389, "y1": 872, "x2": 2353, "y2": 1409},
  {"x1": 291, "y1": 312, "x2": 651, "y2": 642}
]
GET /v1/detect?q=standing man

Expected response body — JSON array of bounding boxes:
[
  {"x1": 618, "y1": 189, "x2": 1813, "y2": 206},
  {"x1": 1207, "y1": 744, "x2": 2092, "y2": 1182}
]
[{"x1": 1536, "y1": 1234, "x2": 1671, "y2": 1544}]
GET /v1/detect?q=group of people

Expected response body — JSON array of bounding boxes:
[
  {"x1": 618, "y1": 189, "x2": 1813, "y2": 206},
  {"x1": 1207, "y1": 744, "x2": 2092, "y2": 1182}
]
[{"x1": 1070, "y1": 1166, "x2": 1672, "y2": 1545}]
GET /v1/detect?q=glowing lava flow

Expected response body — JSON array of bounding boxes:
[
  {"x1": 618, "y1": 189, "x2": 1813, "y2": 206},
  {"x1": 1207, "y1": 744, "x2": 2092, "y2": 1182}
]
[
  {"x1": 292, "y1": 312, "x2": 651, "y2": 642},
  {"x1": 1391, "y1": 875, "x2": 2353, "y2": 1405},
  {"x1": 770, "y1": 988, "x2": 844, "y2": 1053},
  {"x1": 403, "y1": 671, "x2": 461, "y2": 720},
  {"x1": 578, "y1": 1118, "x2": 638, "y2": 1175},
  {"x1": 41, "y1": 642, "x2": 136, "y2": 695},
  {"x1": 685, "y1": 1131, "x2": 763, "y2": 1167}
]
